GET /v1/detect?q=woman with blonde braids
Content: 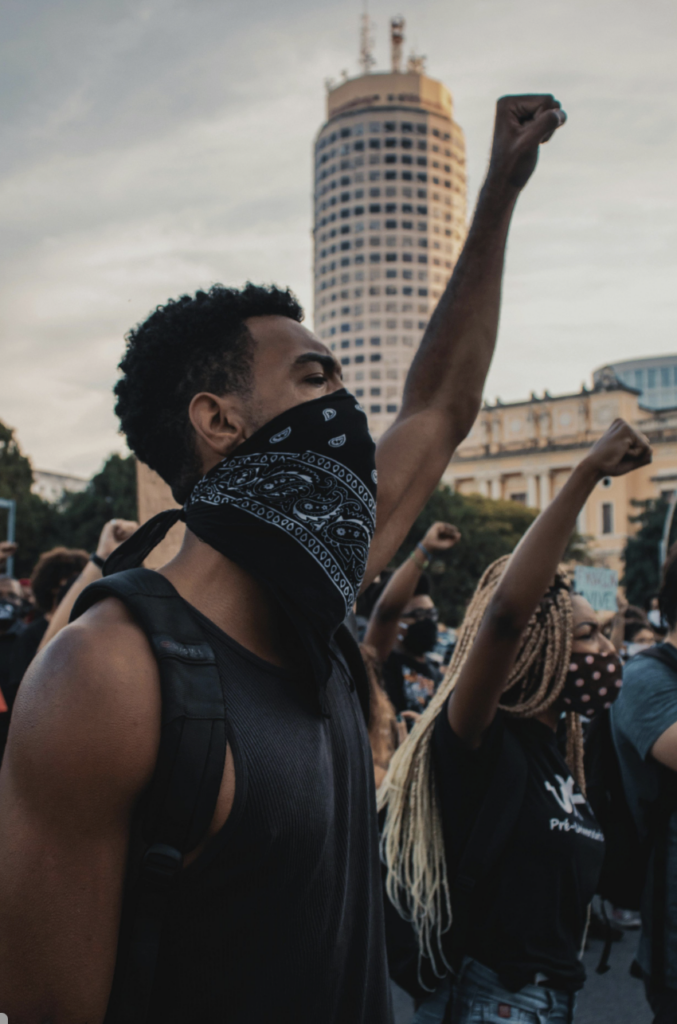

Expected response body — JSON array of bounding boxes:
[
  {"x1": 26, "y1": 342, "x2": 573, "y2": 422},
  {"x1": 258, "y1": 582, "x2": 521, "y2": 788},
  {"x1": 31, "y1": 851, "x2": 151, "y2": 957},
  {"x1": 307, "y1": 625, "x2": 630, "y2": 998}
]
[{"x1": 379, "y1": 419, "x2": 652, "y2": 1023}]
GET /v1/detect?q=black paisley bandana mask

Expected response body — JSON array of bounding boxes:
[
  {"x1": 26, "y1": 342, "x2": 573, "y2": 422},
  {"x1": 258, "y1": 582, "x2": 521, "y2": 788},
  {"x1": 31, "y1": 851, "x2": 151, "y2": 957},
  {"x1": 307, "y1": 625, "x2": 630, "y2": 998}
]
[{"x1": 105, "y1": 390, "x2": 377, "y2": 692}]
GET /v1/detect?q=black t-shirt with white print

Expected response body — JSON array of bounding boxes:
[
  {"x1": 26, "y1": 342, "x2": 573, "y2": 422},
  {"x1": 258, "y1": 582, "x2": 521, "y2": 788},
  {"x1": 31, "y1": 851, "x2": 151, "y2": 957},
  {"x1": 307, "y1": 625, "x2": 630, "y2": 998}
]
[{"x1": 433, "y1": 706, "x2": 605, "y2": 993}]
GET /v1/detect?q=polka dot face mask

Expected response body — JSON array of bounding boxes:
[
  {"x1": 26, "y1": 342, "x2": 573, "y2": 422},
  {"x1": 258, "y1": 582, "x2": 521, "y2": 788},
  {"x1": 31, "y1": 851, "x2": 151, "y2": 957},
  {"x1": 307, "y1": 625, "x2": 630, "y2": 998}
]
[{"x1": 562, "y1": 651, "x2": 624, "y2": 718}]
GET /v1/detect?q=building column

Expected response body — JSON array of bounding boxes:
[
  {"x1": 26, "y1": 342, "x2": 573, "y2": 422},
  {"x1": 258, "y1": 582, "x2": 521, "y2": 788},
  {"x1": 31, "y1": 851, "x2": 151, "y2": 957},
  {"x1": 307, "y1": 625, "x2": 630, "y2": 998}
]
[
  {"x1": 539, "y1": 472, "x2": 551, "y2": 510},
  {"x1": 489, "y1": 476, "x2": 502, "y2": 501},
  {"x1": 526, "y1": 474, "x2": 538, "y2": 509}
]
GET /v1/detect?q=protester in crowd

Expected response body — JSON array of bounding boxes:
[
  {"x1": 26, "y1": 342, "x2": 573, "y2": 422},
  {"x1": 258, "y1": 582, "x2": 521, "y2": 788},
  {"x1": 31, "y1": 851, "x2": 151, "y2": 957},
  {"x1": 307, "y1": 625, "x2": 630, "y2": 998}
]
[
  {"x1": 0, "y1": 576, "x2": 25, "y2": 721},
  {"x1": 612, "y1": 546, "x2": 677, "y2": 1023},
  {"x1": 0, "y1": 541, "x2": 17, "y2": 574},
  {"x1": 15, "y1": 547, "x2": 89, "y2": 667},
  {"x1": 0, "y1": 94, "x2": 567, "y2": 1024},
  {"x1": 431, "y1": 621, "x2": 457, "y2": 668},
  {"x1": 0, "y1": 547, "x2": 88, "y2": 763},
  {"x1": 365, "y1": 521, "x2": 461, "y2": 717},
  {"x1": 646, "y1": 594, "x2": 667, "y2": 636},
  {"x1": 36, "y1": 518, "x2": 139, "y2": 653},
  {"x1": 379, "y1": 419, "x2": 650, "y2": 1024},
  {"x1": 607, "y1": 595, "x2": 652, "y2": 657},
  {"x1": 360, "y1": 642, "x2": 406, "y2": 788},
  {"x1": 622, "y1": 618, "x2": 657, "y2": 660}
]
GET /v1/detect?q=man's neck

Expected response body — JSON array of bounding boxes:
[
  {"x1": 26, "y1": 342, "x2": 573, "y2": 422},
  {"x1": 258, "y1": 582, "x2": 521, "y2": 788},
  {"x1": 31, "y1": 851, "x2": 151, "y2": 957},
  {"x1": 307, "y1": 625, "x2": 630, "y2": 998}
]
[
  {"x1": 665, "y1": 630, "x2": 677, "y2": 650},
  {"x1": 159, "y1": 529, "x2": 287, "y2": 667}
]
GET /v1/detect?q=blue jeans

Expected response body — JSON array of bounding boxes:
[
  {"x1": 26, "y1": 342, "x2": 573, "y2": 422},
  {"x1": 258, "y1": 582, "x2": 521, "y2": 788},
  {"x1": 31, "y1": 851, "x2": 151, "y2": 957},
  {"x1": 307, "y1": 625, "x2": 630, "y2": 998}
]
[{"x1": 412, "y1": 958, "x2": 576, "y2": 1024}]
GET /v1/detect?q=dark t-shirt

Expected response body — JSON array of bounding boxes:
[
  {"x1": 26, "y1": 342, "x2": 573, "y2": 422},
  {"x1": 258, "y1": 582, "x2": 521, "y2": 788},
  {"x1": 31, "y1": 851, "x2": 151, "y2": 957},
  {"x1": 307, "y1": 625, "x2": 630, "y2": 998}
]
[
  {"x1": 612, "y1": 646, "x2": 677, "y2": 987},
  {"x1": 108, "y1": 605, "x2": 393, "y2": 1024},
  {"x1": 382, "y1": 649, "x2": 442, "y2": 714},
  {"x1": 432, "y1": 706, "x2": 605, "y2": 992}
]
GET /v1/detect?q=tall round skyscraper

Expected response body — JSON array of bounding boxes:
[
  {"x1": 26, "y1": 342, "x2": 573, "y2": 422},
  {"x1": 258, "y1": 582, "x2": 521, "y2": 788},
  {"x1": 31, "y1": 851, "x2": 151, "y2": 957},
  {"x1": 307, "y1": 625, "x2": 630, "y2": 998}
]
[{"x1": 313, "y1": 17, "x2": 468, "y2": 438}]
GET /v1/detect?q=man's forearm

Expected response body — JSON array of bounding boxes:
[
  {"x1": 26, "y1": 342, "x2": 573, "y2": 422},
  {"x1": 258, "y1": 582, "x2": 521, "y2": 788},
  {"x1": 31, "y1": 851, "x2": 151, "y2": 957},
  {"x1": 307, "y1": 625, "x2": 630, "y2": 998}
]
[{"x1": 401, "y1": 178, "x2": 518, "y2": 444}]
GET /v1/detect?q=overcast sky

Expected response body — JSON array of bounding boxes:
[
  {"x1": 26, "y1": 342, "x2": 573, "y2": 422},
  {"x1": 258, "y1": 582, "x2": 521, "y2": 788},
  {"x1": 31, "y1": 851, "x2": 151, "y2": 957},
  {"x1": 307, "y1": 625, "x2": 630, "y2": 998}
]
[{"x1": 1, "y1": 0, "x2": 676, "y2": 476}]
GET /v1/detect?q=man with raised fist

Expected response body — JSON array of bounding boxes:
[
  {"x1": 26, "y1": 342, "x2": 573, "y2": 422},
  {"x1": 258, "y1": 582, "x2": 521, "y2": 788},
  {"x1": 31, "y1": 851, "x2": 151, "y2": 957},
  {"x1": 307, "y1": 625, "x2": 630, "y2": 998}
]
[{"x1": 0, "y1": 95, "x2": 566, "y2": 1024}]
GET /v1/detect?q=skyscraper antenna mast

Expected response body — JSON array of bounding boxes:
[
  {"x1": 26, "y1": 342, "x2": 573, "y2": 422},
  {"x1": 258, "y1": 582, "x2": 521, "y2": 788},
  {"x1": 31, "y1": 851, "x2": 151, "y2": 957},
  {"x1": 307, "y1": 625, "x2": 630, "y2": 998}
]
[
  {"x1": 360, "y1": 5, "x2": 376, "y2": 75},
  {"x1": 390, "y1": 16, "x2": 404, "y2": 73}
]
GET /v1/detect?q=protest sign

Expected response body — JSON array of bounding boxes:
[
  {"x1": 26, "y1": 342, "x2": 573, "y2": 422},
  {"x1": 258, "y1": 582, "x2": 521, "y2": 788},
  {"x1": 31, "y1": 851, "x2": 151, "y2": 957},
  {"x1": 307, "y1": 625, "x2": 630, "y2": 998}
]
[{"x1": 573, "y1": 565, "x2": 619, "y2": 612}]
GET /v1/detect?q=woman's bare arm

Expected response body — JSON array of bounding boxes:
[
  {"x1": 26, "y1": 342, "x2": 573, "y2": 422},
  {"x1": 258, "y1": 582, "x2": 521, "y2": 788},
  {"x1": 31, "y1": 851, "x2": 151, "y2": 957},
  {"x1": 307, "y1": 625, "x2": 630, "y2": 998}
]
[
  {"x1": 365, "y1": 522, "x2": 460, "y2": 661},
  {"x1": 448, "y1": 420, "x2": 652, "y2": 747}
]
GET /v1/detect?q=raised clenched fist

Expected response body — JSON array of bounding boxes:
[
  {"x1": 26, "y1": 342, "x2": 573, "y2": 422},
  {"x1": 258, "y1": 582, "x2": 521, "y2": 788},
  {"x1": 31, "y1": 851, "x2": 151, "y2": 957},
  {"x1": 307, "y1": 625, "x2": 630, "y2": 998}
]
[
  {"x1": 95, "y1": 518, "x2": 139, "y2": 560},
  {"x1": 488, "y1": 94, "x2": 566, "y2": 193},
  {"x1": 583, "y1": 419, "x2": 652, "y2": 479},
  {"x1": 421, "y1": 522, "x2": 462, "y2": 553}
]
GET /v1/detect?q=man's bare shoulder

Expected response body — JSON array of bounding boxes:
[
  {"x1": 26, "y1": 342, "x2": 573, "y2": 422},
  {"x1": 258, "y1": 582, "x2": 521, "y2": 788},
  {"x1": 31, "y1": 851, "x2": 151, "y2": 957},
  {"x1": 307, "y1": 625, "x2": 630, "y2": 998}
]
[{"x1": 5, "y1": 596, "x2": 161, "y2": 804}]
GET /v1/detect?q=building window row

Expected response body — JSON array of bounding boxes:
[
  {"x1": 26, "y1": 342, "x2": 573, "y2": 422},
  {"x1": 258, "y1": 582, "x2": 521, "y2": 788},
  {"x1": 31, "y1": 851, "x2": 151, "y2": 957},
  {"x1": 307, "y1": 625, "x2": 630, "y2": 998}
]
[
  {"x1": 318, "y1": 243, "x2": 430, "y2": 261},
  {"x1": 629, "y1": 366, "x2": 677, "y2": 389},
  {"x1": 318, "y1": 165, "x2": 443, "y2": 186},
  {"x1": 317, "y1": 178, "x2": 431, "y2": 200},
  {"x1": 325, "y1": 324, "x2": 425, "y2": 341},
  {"x1": 318, "y1": 186, "x2": 439, "y2": 208},
  {"x1": 317, "y1": 122, "x2": 451, "y2": 149}
]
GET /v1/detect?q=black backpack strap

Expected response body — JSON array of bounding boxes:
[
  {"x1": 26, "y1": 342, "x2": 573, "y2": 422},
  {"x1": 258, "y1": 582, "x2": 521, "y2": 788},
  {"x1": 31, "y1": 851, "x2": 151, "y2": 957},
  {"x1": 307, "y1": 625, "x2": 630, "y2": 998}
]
[
  {"x1": 448, "y1": 724, "x2": 529, "y2": 969},
  {"x1": 71, "y1": 568, "x2": 227, "y2": 1024}
]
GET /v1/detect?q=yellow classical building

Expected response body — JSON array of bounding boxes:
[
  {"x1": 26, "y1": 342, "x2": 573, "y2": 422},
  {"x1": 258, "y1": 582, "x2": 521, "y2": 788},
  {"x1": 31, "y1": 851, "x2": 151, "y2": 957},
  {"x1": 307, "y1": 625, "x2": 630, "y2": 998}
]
[{"x1": 442, "y1": 368, "x2": 677, "y2": 573}]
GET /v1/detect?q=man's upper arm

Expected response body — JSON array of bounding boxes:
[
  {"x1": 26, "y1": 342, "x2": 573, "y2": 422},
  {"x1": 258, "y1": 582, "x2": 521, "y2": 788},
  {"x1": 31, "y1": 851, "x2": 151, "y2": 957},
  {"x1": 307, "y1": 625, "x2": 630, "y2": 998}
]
[
  {"x1": 0, "y1": 602, "x2": 160, "y2": 1024},
  {"x1": 616, "y1": 660, "x2": 677, "y2": 770},
  {"x1": 365, "y1": 408, "x2": 457, "y2": 586}
]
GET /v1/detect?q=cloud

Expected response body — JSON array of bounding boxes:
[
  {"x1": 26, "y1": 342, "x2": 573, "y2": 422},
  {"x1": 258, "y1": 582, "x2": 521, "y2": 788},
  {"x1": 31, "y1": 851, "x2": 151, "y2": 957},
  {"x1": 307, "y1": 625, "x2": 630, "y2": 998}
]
[{"x1": 1, "y1": 0, "x2": 676, "y2": 473}]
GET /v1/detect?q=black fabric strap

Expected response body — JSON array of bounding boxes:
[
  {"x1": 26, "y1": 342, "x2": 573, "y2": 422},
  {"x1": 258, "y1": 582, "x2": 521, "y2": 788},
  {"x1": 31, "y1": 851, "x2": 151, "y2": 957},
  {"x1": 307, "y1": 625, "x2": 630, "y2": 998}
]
[
  {"x1": 103, "y1": 509, "x2": 185, "y2": 577},
  {"x1": 448, "y1": 725, "x2": 529, "y2": 968},
  {"x1": 71, "y1": 568, "x2": 227, "y2": 1023}
]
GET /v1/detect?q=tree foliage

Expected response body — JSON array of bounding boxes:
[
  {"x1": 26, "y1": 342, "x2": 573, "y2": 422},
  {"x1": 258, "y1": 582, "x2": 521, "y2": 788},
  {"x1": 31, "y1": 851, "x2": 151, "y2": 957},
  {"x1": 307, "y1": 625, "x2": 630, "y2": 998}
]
[
  {"x1": 392, "y1": 487, "x2": 538, "y2": 627},
  {"x1": 0, "y1": 419, "x2": 137, "y2": 577},
  {"x1": 55, "y1": 454, "x2": 137, "y2": 552},
  {"x1": 622, "y1": 498, "x2": 674, "y2": 609},
  {"x1": 0, "y1": 421, "x2": 59, "y2": 577}
]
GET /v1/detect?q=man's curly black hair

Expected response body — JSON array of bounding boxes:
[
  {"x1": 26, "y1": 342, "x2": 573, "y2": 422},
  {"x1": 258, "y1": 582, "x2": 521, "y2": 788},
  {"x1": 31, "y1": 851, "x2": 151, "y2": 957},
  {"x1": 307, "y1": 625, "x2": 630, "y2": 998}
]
[{"x1": 115, "y1": 283, "x2": 303, "y2": 503}]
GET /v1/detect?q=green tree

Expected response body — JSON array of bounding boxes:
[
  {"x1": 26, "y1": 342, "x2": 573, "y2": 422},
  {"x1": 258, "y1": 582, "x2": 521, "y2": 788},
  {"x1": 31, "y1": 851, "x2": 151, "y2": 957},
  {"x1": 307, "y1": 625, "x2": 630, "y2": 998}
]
[
  {"x1": 392, "y1": 487, "x2": 538, "y2": 626},
  {"x1": 55, "y1": 454, "x2": 137, "y2": 552},
  {"x1": 0, "y1": 421, "x2": 59, "y2": 578},
  {"x1": 622, "y1": 497, "x2": 673, "y2": 609},
  {"x1": 0, "y1": 420, "x2": 137, "y2": 577}
]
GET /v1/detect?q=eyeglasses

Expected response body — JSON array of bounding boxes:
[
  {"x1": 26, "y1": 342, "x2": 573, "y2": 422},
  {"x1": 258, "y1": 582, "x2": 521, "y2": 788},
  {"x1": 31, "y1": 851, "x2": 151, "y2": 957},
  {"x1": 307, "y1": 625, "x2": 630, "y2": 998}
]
[{"x1": 402, "y1": 607, "x2": 439, "y2": 623}]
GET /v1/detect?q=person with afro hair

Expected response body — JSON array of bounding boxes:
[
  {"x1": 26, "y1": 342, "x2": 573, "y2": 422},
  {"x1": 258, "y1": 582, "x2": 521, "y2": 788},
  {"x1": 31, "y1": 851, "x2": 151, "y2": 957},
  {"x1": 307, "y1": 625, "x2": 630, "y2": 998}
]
[{"x1": 0, "y1": 95, "x2": 567, "y2": 1023}]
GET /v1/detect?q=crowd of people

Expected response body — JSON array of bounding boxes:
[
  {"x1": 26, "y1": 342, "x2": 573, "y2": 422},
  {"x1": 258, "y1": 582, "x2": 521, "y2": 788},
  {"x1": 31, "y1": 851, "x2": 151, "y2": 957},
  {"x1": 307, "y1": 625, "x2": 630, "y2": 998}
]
[
  {"x1": 0, "y1": 521, "x2": 137, "y2": 762},
  {"x1": 0, "y1": 92, "x2": 675, "y2": 1024}
]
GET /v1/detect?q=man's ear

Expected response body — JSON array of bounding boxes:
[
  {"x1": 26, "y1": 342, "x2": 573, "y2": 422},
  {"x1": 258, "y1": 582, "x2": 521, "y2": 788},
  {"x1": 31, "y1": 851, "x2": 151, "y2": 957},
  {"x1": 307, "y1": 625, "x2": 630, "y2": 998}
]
[{"x1": 189, "y1": 392, "x2": 248, "y2": 463}]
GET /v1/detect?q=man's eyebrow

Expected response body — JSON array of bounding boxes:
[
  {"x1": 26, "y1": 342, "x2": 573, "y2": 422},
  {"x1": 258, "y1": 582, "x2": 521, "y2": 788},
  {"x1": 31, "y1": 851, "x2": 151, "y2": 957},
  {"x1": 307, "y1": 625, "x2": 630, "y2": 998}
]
[{"x1": 294, "y1": 352, "x2": 342, "y2": 374}]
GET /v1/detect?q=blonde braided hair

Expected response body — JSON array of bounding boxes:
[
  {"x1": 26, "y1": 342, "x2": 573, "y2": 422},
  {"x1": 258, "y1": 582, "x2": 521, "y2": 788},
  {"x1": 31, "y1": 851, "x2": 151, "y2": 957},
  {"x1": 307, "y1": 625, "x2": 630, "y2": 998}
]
[{"x1": 377, "y1": 555, "x2": 585, "y2": 980}]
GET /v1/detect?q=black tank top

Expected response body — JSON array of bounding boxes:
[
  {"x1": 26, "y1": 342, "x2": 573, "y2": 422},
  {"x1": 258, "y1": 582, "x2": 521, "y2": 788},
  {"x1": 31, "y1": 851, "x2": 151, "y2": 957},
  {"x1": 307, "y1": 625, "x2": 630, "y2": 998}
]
[{"x1": 112, "y1": 604, "x2": 392, "y2": 1024}]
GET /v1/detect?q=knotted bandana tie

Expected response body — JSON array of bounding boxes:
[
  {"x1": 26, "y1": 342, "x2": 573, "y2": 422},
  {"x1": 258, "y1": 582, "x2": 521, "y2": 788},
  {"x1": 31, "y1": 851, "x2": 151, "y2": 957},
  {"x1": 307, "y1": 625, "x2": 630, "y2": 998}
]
[{"x1": 106, "y1": 390, "x2": 377, "y2": 695}]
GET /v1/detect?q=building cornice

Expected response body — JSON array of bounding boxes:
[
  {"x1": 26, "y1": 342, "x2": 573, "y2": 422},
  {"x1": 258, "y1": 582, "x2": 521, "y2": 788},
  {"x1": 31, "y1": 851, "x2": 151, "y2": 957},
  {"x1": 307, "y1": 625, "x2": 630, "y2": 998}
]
[{"x1": 450, "y1": 425, "x2": 677, "y2": 466}]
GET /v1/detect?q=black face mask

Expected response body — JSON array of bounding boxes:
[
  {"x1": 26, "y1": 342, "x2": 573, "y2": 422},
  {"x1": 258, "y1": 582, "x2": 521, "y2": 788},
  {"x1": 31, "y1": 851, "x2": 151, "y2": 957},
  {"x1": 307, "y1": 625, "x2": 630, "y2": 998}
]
[
  {"x1": 106, "y1": 390, "x2": 377, "y2": 694},
  {"x1": 400, "y1": 616, "x2": 438, "y2": 656}
]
